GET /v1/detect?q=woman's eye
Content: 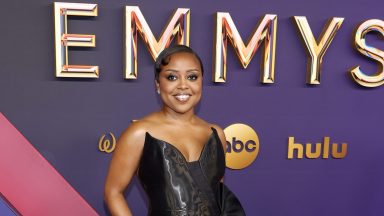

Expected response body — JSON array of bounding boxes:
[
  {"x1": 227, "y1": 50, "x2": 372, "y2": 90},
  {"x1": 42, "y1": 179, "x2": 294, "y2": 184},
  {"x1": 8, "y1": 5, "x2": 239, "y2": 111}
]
[
  {"x1": 187, "y1": 75, "x2": 198, "y2": 80},
  {"x1": 166, "y1": 75, "x2": 177, "y2": 81}
]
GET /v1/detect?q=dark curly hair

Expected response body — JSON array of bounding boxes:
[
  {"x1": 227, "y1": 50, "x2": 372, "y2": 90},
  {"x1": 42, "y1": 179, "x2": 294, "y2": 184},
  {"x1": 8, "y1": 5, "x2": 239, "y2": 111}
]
[{"x1": 154, "y1": 45, "x2": 204, "y2": 81}]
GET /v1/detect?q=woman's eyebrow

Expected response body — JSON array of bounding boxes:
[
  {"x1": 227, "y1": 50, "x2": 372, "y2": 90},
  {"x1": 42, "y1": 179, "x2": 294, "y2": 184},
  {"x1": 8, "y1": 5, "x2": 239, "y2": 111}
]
[
  {"x1": 163, "y1": 69, "x2": 179, "y2": 72},
  {"x1": 164, "y1": 69, "x2": 200, "y2": 73},
  {"x1": 187, "y1": 69, "x2": 200, "y2": 72}
]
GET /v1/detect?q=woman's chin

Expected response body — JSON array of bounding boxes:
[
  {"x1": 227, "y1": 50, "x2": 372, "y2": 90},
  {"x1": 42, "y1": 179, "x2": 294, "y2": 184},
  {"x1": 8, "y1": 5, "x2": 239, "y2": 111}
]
[{"x1": 162, "y1": 104, "x2": 195, "y2": 115}]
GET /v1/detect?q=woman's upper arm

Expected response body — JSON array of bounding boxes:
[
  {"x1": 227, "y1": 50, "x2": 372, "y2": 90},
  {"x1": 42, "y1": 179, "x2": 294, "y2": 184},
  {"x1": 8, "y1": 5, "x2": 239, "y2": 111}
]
[{"x1": 104, "y1": 122, "x2": 146, "y2": 195}]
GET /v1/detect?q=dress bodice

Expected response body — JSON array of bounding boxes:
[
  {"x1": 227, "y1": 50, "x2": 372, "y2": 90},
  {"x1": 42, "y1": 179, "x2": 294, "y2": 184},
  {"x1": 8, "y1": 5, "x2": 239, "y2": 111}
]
[{"x1": 137, "y1": 127, "x2": 225, "y2": 216}]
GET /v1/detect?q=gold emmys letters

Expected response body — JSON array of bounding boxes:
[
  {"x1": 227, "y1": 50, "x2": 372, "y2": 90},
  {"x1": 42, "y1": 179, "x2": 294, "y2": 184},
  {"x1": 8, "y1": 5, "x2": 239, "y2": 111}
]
[{"x1": 53, "y1": 2, "x2": 384, "y2": 88}]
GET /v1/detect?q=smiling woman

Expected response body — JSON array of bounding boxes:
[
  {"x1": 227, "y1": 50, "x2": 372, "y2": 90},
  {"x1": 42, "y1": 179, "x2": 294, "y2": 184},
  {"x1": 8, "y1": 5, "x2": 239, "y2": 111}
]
[
  {"x1": 104, "y1": 45, "x2": 245, "y2": 216},
  {"x1": 155, "y1": 48, "x2": 203, "y2": 115}
]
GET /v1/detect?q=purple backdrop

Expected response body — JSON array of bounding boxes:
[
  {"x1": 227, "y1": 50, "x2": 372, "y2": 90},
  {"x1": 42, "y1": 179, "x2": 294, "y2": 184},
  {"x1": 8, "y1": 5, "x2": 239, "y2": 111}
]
[{"x1": 1, "y1": 0, "x2": 383, "y2": 215}]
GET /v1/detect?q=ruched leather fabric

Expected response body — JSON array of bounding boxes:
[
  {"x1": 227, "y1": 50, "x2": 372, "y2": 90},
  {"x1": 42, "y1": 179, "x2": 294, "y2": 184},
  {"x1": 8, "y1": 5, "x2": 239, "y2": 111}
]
[{"x1": 137, "y1": 127, "x2": 246, "y2": 216}]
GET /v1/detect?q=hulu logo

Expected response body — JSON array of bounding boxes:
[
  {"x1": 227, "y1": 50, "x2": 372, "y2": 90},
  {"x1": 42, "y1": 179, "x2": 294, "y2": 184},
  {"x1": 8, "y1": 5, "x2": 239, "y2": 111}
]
[{"x1": 287, "y1": 137, "x2": 347, "y2": 159}]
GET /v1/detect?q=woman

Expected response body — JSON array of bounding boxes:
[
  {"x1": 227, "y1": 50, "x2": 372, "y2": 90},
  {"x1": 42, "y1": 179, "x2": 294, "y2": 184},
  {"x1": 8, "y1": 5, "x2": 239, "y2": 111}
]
[{"x1": 104, "y1": 45, "x2": 245, "y2": 216}]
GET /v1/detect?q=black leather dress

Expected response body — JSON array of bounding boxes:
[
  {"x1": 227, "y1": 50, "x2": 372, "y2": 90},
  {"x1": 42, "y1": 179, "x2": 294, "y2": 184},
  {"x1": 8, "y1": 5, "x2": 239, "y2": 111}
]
[{"x1": 138, "y1": 127, "x2": 246, "y2": 216}]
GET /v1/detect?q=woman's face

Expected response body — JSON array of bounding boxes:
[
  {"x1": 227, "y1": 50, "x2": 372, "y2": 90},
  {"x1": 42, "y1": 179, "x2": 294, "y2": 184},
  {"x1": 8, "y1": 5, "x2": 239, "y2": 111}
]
[{"x1": 156, "y1": 52, "x2": 203, "y2": 114}]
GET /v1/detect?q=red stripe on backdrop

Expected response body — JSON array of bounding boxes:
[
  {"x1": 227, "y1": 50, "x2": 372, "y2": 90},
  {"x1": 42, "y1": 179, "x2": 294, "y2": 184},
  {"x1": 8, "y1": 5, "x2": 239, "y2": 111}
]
[{"x1": 0, "y1": 112, "x2": 98, "y2": 216}]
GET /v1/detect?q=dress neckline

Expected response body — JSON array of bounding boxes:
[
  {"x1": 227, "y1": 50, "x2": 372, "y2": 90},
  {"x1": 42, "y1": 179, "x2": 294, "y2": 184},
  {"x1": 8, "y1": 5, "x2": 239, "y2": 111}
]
[{"x1": 145, "y1": 127, "x2": 217, "y2": 163}]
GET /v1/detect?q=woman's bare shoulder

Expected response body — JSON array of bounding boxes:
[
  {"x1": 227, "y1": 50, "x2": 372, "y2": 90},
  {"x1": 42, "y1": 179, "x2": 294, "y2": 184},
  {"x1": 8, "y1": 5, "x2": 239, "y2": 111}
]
[
  {"x1": 195, "y1": 117, "x2": 226, "y2": 139},
  {"x1": 118, "y1": 113, "x2": 160, "y2": 146}
]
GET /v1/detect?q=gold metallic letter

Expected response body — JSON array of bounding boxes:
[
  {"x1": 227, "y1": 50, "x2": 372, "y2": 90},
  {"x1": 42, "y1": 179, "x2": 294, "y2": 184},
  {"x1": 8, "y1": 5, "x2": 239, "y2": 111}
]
[
  {"x1": 214, "y1": 13, "x2": 277, "y2": 83},
  {"x1": 54, "y1": 2, "x2": 98, "y2": 78},
  {"x1": 305, "y1": 143, "x2": 321, "y2": 159},
  {"x1": 322, "y1": 136, "x2": 330, "y2": 159},
  {"x1": 287, "y1": 137, "x2": 303, "y2": 159},
  {"x1": 293, "y1": 16, "x2": 344, "y2": 84},
  {"x1": 350, "y1": 19, "x2": 384, "y2": 87},
  {"x1": 331, "y1": 143, "x2": 347, "y2": 159},
  {"x1": 125, "y1": 7, "x2": 190, "y2": 79},
  {"x1": 98, "y1": 132, "x2": 116, "y2": 154}
]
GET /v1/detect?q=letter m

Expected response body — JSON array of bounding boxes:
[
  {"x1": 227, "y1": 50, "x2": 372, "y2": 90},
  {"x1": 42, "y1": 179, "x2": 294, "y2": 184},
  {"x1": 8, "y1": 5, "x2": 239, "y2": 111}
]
[
  {"x1": 125, "y1": 7, "x2": 190, "y2": 79},
  {"x1": 214, "y1": 13, "x2": 277, "y2": 83}
]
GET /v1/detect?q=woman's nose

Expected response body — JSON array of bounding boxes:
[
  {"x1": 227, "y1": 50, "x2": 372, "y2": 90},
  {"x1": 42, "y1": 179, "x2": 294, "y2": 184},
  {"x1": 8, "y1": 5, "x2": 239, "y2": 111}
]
[{"x1": 177, "y1": 77, "x2": 188, "y2": 89}]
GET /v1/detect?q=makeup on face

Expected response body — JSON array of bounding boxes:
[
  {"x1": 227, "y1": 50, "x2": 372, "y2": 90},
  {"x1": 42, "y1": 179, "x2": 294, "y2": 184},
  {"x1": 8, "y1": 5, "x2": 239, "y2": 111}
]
[{"x1": 157, "y1": 52, "x2": 203, "y2": 113}]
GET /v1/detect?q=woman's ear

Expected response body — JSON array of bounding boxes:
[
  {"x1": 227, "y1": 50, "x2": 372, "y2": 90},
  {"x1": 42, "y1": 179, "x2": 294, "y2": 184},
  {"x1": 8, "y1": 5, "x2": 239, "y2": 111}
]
[{"x1": 155, "y1": 79, "x2": 160, "y2": 94}]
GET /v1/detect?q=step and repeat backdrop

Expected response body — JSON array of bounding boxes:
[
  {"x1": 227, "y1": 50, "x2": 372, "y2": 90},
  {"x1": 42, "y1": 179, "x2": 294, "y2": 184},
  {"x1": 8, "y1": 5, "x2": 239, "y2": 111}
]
[{"x1": 1, "y1": 0, "x2": 383, "y2": 215}]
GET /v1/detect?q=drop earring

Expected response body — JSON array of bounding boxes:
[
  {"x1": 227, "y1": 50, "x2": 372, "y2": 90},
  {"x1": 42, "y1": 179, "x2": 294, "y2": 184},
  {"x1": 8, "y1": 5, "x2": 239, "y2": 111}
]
[{"x1": 157, "y1": 89, "x2": 160, "y2": 94}]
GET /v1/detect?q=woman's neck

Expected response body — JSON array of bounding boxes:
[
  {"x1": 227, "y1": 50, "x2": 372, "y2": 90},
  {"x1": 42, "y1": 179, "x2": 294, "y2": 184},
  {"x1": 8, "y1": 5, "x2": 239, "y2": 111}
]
[{"x1": 160, "y1": 107, "x2": 196, "y2": 124}]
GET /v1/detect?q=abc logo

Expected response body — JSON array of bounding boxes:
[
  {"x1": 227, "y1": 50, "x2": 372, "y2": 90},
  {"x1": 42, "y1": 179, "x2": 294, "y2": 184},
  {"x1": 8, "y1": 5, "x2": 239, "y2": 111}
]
[{"x1": 224, "y1": 123, "x2": 259, "y2": 169}]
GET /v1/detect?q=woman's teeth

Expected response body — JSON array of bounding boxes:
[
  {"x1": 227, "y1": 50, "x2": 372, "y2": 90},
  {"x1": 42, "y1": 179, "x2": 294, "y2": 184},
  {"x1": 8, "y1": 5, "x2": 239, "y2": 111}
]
[{"x1": 175, "y1": 94, "x2": 190, "y2": 101}]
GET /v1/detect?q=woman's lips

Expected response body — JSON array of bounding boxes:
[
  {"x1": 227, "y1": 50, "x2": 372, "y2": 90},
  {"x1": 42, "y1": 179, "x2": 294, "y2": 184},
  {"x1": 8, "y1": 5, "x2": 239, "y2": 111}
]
[{"x1": 174, "y1": 94, "x2": 191, "y2": 102}]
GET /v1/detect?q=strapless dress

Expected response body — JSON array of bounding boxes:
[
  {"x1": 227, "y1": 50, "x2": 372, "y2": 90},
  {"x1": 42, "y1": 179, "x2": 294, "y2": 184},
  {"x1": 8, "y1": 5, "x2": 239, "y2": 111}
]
[{"x1": 137, "y1": 127, "x2": 246, "y2": 216}]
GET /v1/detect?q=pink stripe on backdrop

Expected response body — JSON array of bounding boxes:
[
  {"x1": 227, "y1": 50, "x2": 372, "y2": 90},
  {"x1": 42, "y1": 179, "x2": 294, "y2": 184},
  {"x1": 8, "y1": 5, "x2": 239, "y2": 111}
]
[{"x1": 0, "y1": 112, "x2": 98, "y2": 216}]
